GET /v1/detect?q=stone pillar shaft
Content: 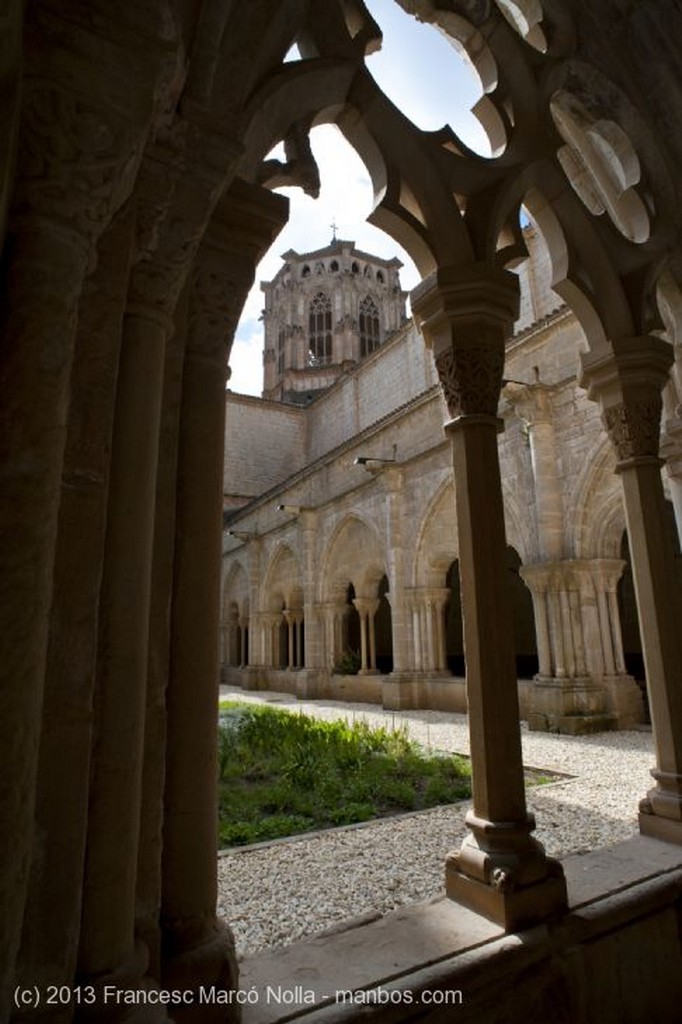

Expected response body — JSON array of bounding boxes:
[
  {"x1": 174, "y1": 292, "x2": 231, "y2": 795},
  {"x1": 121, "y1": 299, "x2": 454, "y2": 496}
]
[
  {"x1": 412, "y1": 264, "x2": 566, "y2": 930},
  {"x1": 14, "y1": 206, "x2": 136, "y2": 1010},
  {"x1": 137, "y1": 290, "x2": 189, "y2": 978},
  {"x1": 162, "y1": 183, "x2": 286, "y2": 1008},
  {"x1": 0, "y1": 226, "x2": 90, "y2": 1006},
  {"x1": 78, "y1": 307, "x2": 169, "y2": 982},
  {"x1": 582, "y1": 337, "x2": 682, "y2": 842}
]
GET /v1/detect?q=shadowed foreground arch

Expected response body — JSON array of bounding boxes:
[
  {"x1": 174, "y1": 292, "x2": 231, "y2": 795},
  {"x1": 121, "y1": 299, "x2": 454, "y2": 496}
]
[{"x1": 3, "y1": 1, "x2": 682, "y2": 1021}]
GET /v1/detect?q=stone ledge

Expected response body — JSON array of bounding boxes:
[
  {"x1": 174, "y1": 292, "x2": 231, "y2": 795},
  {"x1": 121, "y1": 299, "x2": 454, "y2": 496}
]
[{"x1": 239, "y1": 835, "x2": 682, "y2": 1024}]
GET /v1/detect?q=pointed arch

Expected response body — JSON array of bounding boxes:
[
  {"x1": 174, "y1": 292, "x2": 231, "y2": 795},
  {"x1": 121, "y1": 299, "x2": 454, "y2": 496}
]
[
  {"x1": 569, "y1": 436, "x2": 624, "y2": 557},
  {"x1": 320, "y1": 513, "x2": 387, "y2": 603},
  {"x1": 413, "y1": 476, "x2": 458, "y2": 588},
  {"x1": 260, "y1": 542, "x2": 302, "y2": 612}
]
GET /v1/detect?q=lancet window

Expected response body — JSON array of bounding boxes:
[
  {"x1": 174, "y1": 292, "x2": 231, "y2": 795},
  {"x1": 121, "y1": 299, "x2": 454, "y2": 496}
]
[
  {"x1": 308, "y1": 292, "x2": 332, "y2": 365},
  {"x1": 359, "y1": 295, "x2": 381, "y2": 357}
]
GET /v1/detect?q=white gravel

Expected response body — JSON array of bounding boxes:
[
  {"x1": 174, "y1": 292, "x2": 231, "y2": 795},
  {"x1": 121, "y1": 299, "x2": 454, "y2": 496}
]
[{"x1": 217, "y1": 686, "x2": 654, "y2": 957}]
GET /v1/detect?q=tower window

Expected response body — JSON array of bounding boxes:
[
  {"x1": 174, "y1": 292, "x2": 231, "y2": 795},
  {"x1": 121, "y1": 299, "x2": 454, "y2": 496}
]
[
  {"x1": 301, "y1": 264, "x2": 310, "y2": 278},
  {"x1": 330, "y1": 260, "x2": 339, "y2": 272},
  {"x1": 308, "y1": 293, "x2": 332, "y2": 366},
  {"x1": 359, "y1": 295, "x2": 380, "y2": 357}
]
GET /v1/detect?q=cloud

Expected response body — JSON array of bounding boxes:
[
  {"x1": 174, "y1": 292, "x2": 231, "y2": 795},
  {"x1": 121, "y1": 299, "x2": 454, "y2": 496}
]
[{"x1": 228, "y1": 323, "x2": 263, "y2": 396}]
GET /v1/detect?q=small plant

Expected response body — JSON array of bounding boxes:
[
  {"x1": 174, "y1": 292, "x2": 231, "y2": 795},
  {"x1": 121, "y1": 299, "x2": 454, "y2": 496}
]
[
  {"x1": 216, "y1": 702, "x2": 474, "y2": 848},
  {"x1": 333, "y1": 649, "x2": 361, "y2": 675}
]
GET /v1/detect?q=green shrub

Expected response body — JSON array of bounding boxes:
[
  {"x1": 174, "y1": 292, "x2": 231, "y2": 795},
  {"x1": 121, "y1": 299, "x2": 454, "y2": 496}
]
[
  {"x1": 333, "y1": 650, "x2": 361, "y2": 675},
  {"x1": 216, "y1": 702, "x2": 472, "y2": 848}
]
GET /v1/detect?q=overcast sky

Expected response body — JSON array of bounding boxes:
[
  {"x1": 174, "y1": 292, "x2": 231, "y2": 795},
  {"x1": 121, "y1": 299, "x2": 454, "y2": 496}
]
[{"x1": 228, "y1": 0, "x2": 489, "y2": 396}]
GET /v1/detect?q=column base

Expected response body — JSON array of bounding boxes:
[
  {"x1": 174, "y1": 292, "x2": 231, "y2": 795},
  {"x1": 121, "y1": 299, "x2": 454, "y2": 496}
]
[
  {"x1": 445, "y1": 812, "x2": 567, "y2": 931},
  {"x1": 161, "y1": 918, "x2": 239, "y2": 1024},
  {"x1": 638, "y1": 810, "x2": 682, "y2": 845},
  {"x1": 294, "y1": 669, "x2": 321, "y2": 700},
  {"x1": 76, "y1": 942, "x2": 173, "y2": 1023},
  {"x1": 528, "y1": 676, "x2": 616, "y2": 733},
  {"x1": 445, "y1": 852, "x2": 567, "y2": 932},
  {"x1": 601, "y1": 673, "x2": 645, "y2": 729},
  {"x1": 639, "y1": 778, "x2": 682, "y2": 844},
  {"x1": 381, "y1": 673, "x2": 421, "y2": 710}
]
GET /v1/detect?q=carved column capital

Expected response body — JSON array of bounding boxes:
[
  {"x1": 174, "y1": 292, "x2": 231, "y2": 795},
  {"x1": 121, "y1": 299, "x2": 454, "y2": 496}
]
[
  {"x1": 352, "y1": 597, "x2": 380, "y2": 618},
  {"x1": 434, "y1": 345, "x2": 506, "y2": 419},
  {"x1": 602, "y1": 400, "x2": 663, "y2": 462},
  {"x1": 187, "y1": 179, "x2": 288, "y2": 362},
  {"x1": 580, "y1": 336, "x2": 674, "y2": 469},
  {"x1": 411, "y1": 264, "x2": 519, "y2": 421}
]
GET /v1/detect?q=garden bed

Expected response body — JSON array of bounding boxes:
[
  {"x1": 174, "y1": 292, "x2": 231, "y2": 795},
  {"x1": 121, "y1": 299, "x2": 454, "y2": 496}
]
[{"x1": 217, "y1": 702, "x2": 473, "y2": 847}]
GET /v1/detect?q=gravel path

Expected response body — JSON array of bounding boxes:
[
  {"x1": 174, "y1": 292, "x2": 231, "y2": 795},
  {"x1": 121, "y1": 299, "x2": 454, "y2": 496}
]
[{"x1": 217, "y1": 686, "x2": 654, "y2": 957}]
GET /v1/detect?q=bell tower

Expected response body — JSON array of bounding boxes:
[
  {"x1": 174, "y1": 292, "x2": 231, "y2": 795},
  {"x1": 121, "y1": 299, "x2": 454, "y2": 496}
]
[{"x1": 261, "y1": 238, "x2": 407, "y2": 403}]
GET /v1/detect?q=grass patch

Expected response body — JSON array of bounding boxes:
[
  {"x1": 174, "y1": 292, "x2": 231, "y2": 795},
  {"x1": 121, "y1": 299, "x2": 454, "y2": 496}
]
[{"x1": 217, "y1": 702, "x2": 472, "y2": 847}]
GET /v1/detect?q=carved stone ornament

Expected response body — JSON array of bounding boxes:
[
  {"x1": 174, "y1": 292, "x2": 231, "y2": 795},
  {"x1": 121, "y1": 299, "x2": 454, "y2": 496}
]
[
  {"x1": 188, "y1": 253, "x2": 252, "y2": 358},
  {"x1": 17, "y1": 83, "x2": 142, "y2": 246},
  {"x1": 435, "y1": 345, "x2": 505, "y2": 418},
  {"x1": 603, "y1": 399, "x2": 662, "y2": 461},
  {"x1": 335, "y1": 314, "x2": 357, "y2": 333}
]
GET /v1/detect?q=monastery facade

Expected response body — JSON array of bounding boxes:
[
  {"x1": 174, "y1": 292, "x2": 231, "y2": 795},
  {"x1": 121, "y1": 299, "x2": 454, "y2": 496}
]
[
  {"x1": 222, "y1": 225, "x2": 680, "y2": 732},
  {"x1": 4, "y1": 1, "x2": 682, "y2": 1020}
]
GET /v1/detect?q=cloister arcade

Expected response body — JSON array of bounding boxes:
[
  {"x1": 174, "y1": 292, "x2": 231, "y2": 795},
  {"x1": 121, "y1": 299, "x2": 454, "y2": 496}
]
[{"x1": 3, "y1": 1, "x2": 682, "y2": 1021}]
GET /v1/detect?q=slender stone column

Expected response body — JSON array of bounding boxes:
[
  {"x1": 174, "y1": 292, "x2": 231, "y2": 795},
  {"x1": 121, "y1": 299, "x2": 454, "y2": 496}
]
[
  {"x1": 14, "y1": 206, "x2": 136, "y2": 1019},
  {"x1": 135, "y1": 287, "x2": 189, "y2": 981},
  {"x1": 355, "y1": 602, "x2": 369, "y2": 672},
  {"x1": 300, "y1": 511, "x2": 321, "y2": 669},
  {"x1": 559, "y1": 590, "x2": 576, "y2": 677},
  {"x1": 295, "y1": 616, "x2": 304, "y2": 668},
  {"x1": 412, "y1": 265, "x2": 566, "y2": 930},
  {"x1": 596, "y1": 584, "x2": 616, "y2": 675},
  {"x1": 368, "y1": 599, "x2": 379, "y2": 672},
  {"x1": 433, "y1": 590, "x2": 450, "y2": 671},
  {"x1": 161, "y1": 182, "x2": 287, "y2": 1009},
  {"x1": 568, "y1": 586, "x2": 587, "y2": 677},
  {"x1": 582, "y1": 337, "x2": 682, "y2": 843},
  {"x1": 77, "y1": 303, "x2": 173, "y2": 1006},
  {"x1": 418, "y1": 602, "x2": 429, "y2": 669},
  {"x1": 284, "y1": 610, "x2": 296, "y2": 669},
  {"x1": 0, "y1": 35, "x2": 163, "y2": 1009},
  {"x1": 607, "y1": 589, "x2": 626, "y2": 675},
  {"x1": 410, "y1": 597, "x2": 423, "y2": 670},
  {"x1": 383, "y1": 469, "x2": 410, "y2": 672},
  {"x1": 239, "y1": 618, "x2": 249, "y2": 667},
  {"x1": 521, "y1": 569, "x2": 552, "y2": 677},
  {"x1": 547, "y1": 585, "x2": 566, "y2": 678},
  {"x1": 77, "y1": 123, "x2": 242, "y2": 1011}
]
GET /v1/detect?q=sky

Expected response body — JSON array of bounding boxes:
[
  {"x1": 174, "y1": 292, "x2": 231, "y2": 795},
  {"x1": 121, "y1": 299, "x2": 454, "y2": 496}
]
[{"x1": 228, "y1": 0, "x2": 491, "y2": 396}]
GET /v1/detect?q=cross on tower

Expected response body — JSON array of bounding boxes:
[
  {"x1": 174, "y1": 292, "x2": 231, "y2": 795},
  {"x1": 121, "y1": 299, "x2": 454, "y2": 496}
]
[{"x1": 330, "y1": 218, "x2": 338, "y2": 243}]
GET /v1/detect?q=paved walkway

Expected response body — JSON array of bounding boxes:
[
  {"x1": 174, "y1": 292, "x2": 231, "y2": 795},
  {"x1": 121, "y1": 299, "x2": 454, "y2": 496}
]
[{"x1": 217, "y1": 686, "x2": 654, "y2": 957}]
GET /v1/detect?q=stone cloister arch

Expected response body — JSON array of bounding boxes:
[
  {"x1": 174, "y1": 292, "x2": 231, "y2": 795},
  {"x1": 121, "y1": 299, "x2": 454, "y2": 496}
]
[
  {"x1": 221, "y1": 561, "x2": 250, "y2": 668},
  {"x1": 259, "y1": 543, "x2": 304, "y2": 671},
  {"x1": 3, "y1": 2, "x2": 682, "y2": 1019},
  {"x1": 320, "y1": 514, "x2": 389, "y2": 675}
]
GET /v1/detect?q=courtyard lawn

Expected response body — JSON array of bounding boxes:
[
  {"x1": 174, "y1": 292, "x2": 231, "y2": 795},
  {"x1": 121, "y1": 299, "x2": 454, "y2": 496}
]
[{"x1": 217, "y1": 702, "x2": 472, "y2": 847}]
